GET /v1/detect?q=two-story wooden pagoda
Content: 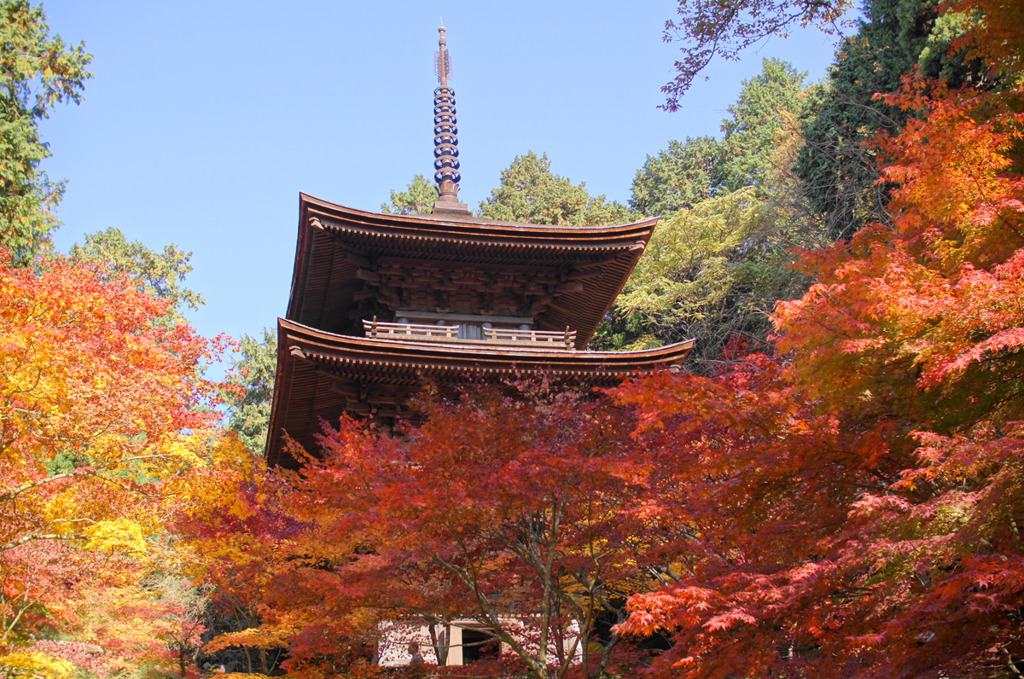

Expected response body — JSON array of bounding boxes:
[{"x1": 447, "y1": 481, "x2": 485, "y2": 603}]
[{"x1": 265, "y1": 25, "x2": 693, "y2": 469}]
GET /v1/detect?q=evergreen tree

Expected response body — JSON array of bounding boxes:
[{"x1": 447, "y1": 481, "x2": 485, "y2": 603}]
[
  {"x1": 479, "y1": 152, "x2": 634, "y2": 226},
  {"x1": 629, "y1": 136, "x2": 726, "y2": 216},
  {"x1": 720, "y1": 58, "x2": 813, "y2": 193},
  {"x1": 796, "y1": 0, "x2": 981, "y2": 239},
  {"x1": 70, "y1": 227, "x2": 203, "y2": 324},
  {"x1": 221, "y1": 329, "x2": 277, "y2": 455},
  {"x1": 381, "y1": 174, "x2": 436, "y2": 215},
  {"x1": 631, "y1": 59, "x2": 813, "y2": 219},
  {"x1": 611, "y1": 60, "x2": 822, "y2": 363},
  {"x1": 0, "y1": 0, "x2": 91, "y2": 264}
]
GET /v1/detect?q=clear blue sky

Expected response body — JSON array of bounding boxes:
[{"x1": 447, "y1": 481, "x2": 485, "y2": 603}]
[{"x1": 38, "y1": 0, "x2": 844, "y2": 359}]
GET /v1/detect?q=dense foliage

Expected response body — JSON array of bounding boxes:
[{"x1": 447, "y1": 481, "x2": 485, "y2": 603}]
[
  {"x1": 70, "y1": 227, "x2": 204, "y2": 324},
  {"x1": 608, "y1": 1, "x2": 1024, "y2": 674},
  {"x1": 0, "y1": 0, "x2": 90, "y2": 264},
  {"x1": 478, "y1": 152, "x2": 633, "y2": 226},
  {"x1": 597, "y1": 58, "x2": 824, "y2": 364},
  {"x1": 179, "y1": 383, "x2": 670, "y2": 678},
  {"x1": 629, "y1": 135, "x2": 725, "y2": 216},
  {"x1": 796, "y1": 0, "x2": 985, "y2": 240},
  {"x1": 613, "y1": 82, "x2": 1024, "y2": 679},
  {"x1": 597, "y1": 187, "x2": 825, "y2": 359},
  {"x1": 4, "y1": 0, "x2": 1024, "y2": 676},
  {"x1": 0, "y1": 252, "x2": 231, "y2": 677}
]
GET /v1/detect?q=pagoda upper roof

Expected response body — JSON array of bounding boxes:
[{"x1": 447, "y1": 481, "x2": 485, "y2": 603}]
[
  {"x1": 286, "y1": 194, "x2": 658, "y2": 349},
  {"x1": 266, "y1": 318, "x2": 694, "y2": 468}
]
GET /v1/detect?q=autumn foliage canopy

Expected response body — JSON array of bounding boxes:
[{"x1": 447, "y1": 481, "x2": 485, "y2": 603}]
[
  {"x1": 0, "y1": 253, "x2": 230, "y2": 676},
  {"x1": 608, "y1": 2, "x2": 1024, "y2": 674},
  {"x1": 186, "y1": 1, "x2": 1024, "y2": 676},
  {"x1": 3, "y1": 0, "x2": 1024, "y2": 677}
]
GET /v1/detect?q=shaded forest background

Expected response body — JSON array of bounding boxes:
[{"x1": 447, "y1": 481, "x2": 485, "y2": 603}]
[{"x1": 2, "y1": 0, "x2": 1023, "y2": 677}]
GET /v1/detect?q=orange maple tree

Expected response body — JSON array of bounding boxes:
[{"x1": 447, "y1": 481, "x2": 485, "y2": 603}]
[
  {"x1": 0, "y1": 253, "x2": 228, "y2": 674},
  {"x1": 169, "y1": 434, "x2": 296, "y2": 676}
]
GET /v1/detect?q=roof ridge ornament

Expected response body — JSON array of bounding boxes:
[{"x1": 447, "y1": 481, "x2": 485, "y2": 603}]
[{"x1": 432, "y1": 23, "x2": 471, "y2": 215}]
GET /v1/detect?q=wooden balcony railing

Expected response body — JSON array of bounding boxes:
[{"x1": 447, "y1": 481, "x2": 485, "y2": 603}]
[
  {"x1": 483, "y1": 326, "x2": 576, "y2": 349},
  {"x1": 362, "y1": 319, "x2": 458, "y2": 340},
  {"x1": 362, "y1": 318, "x2": 576, "y2": 350}
]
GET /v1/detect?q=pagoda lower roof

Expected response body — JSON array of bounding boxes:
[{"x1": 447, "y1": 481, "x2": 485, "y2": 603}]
[
  {"x1": 286, "y1": 194, "x2": 658, "y2": 349},
  {"x1": 266, "y1": 318, "x2": 694, "y2": 468}
]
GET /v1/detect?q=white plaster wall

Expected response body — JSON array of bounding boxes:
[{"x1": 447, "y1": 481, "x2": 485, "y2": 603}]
[
  {"x1": 377, "y1": 618, "x2": 581, "y2": 667},
  {"x1": 377, "y1": 620, "x2": 439, "y2": 666}
]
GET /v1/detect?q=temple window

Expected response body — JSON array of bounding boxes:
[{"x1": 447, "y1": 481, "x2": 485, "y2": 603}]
[{"x1": 460, "y1": 628, "x2": 500, "y2": 664}]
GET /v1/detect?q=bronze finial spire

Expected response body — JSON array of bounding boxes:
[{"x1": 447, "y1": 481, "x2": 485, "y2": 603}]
[
  {"x1": 432, "y1": 22, "x2": 470, "y2": 215},
  {"x1": 436, "y1": 21, "x2": 450, "y2": 87}
]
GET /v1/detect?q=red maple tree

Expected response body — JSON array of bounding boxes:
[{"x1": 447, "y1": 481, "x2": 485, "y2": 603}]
[{"x1": 611, "y1": 6, "x2": 1024, "y2": 674}]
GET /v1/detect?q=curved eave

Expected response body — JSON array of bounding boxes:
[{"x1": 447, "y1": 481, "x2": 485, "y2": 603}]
[
  {"x1": 285, "y1": 194, "x2": 657, "y2": 347},
  {"x1": 266, "y1": 318, "x2": 693, "y2": 467},
  {"x1": 300, "y1": 192, "x2": 658, "y2": 242},
  {"x1": 280, "y1": 318, "x2": 693, "y2": 370}
]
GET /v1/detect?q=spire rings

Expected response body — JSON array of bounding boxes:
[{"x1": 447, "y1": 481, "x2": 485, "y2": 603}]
[
  {"x1": 434, "y1": 170, "x2": 461, "y2": 184},
  {"x1": 433, "y1": 83, "x2": 461, "y2": 191}
]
